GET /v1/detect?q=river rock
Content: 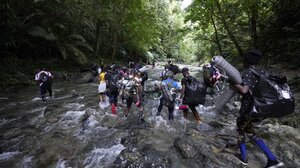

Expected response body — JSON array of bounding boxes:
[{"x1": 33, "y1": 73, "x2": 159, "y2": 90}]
[
  {"x1": 47, "y1": 117, "x2": 58, "y2": 123},
  {"x1": 174, "y1": 138, "x2": 198, "y2": 159},
  {"x1": 80, "y1": 72, "x2": 95, "y2": 83}
]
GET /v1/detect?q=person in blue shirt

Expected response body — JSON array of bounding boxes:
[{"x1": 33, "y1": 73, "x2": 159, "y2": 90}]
[{"x1": 156, "y1": 71, "x2": 180, "y2": 122}]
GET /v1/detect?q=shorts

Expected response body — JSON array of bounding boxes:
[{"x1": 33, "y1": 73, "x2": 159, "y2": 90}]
[
  {"x1": 126, "y1": 95, "x2": 142, "y2": 108},
  {"x1": 108, "y1": 93, "x2": 118, "y2": 104},
  {"x1": 98, "y1": 83, "x2": 106, "y2": 93}
]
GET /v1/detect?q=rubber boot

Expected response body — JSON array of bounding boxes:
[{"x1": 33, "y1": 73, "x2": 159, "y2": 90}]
[{"x1": 112, "y1": 103, "x2": 117, "y2": 115}]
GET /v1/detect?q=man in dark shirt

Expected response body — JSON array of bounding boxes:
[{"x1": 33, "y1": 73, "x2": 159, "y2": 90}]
[
  {"x1": 232, "y1": 49, "x2": 284, "y2": 168},
  {"x1": 180, "y1": 68, "x2": 203, "y2": 124},
  {"x1": 105, "y1": 65, "x2": 120, "y2": 115}
]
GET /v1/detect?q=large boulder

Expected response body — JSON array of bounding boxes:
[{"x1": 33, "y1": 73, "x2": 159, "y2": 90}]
[{"x1": 80, "y1": 72, "x2": 95, "y2": 83}]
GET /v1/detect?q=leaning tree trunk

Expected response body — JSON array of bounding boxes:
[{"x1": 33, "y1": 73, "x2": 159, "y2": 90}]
[
  {"x1": 249, "y1": 2, "x2": 258, "y2": 48},
  {"x1": 215, "y1": 0, "x2": 244, "y2": 56},
  {"x1": 211, "y1": 12, "x2": 222, "y2": 54}
]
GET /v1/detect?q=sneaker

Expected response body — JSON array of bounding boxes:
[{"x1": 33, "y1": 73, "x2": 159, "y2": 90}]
[
  {"x1": 234, "y1": 154, "x2": 248, "y2": 166},
  {"x1": 265, "y1": 159, "x2": 284, "y2": 168}
]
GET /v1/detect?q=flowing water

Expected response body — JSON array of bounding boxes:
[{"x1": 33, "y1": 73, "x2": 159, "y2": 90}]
[{"x1": 0, "y1": 65, "x2": 299, "y2": 168}]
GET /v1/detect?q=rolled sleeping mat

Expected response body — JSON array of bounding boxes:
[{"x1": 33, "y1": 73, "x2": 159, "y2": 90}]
[
  {"x1": 214, "y1": 87, "x2": 236, "y2": 110},
  {"x1": 211, "y1": 56, "x2": 242, "y2": 84},
  {"x1": 138, "y1": 66, "x2": 148, "y2": 73},
  {"x1": 211, "y1": 56, "x2": 242, "y2": 110}
]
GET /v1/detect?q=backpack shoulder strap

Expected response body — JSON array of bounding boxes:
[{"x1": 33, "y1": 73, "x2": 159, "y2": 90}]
[{"x1": 249, "y1": 68, "x2": 261, "y2": 77}]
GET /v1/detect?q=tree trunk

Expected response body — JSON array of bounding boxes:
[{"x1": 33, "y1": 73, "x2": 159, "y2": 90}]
[
  {"x1": 215, "y1": 0, "x2": 244, "y2": 56},
  {"x1": 249, "y1": 1, "x2": 258, "y2": 48},
  {"x1": 211, "y1": 12, "x2": 222, "y2": 54},
  {"x1": 94, "y1": 20, "x2": 100, "y2": 56},
  {"x1": 111, "y1": 31, "x2": 117, "y2": 59}
]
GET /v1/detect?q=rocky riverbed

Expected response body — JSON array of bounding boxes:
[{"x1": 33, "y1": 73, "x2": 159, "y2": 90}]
[{"x1": 0, "y1": 65, "x2": 299, "y2": 168}]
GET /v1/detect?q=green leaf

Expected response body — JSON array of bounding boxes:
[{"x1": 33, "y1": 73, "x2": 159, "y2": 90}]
[
  {"x1": 72, "y1": 41, "x2": 94, "y2": 52},
  {"x1": 59, "y1": 46, "x2": 67, "y2": 60},
  {"x1": 66, "y1": 34, "x2": 86, "y2": 43},
  {"x1": 28, "y1": 26, "x2": 57, "y2": 40}
]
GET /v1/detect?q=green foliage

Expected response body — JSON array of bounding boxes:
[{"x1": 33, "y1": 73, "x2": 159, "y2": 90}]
[
  {"x1": 185, "y1": 0, "x2": 300, "y2": 67},
  {"x1": 1, "y1": 0, "x2": 299, "y2": 69}
]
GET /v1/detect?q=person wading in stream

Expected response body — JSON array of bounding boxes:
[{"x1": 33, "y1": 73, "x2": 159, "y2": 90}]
[
  {"x1": 123, "y1": 70, "x2": 145, "y2": 122},
  {"x1": 98, "y1": 67, "x2": 107, "y2": 105},
  {"x1": 179, "y1": 68, "x2": 208, "y2": 126},
  {"x1": 156, "y1": 71, "x2": 180, "y2": 124},
  {"x1": 105, "y1": 65, "x2": 120, "y2": 115},
  {"x1": 35, "y1": 68, "x2": 53, "y2": 102},
  {"x1": 232, "y1": 49, "x2": 284, "y2": 168}
]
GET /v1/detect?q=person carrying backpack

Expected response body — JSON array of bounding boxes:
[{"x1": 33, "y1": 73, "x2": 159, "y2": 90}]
[
  {"x1": 156, "y1": 71, "x2": 180, "y2": 122},
  {"x1": 105, "y1": 65, "x2": 120, "y2": 115},
  {"x1": 122, "y1": 74, "x2": 145, "y2": 122},
  {"x1": 35, "y1": 68, "x2": 53, "y2": 102},
  {"x1": 232, "y1": 49, "x2": 286, "y2": 168},
  {"x1": 203, "y1": 63, "x2": 222, "y2": 92},
  {"x1": 180, "y1": 68, "x2": 207, "y2": 125},
  {"x1": 160, "y1": 66, "x2": 169, "y2": 81}
]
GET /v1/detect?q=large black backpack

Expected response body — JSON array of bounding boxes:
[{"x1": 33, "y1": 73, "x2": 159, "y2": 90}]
[
  {"x1": 183, "y1": 76, "x2": 207, "y2": 105},
  {"x1": 108, "y1": 73, "x2": 120, "y2": 93},
  {"x1": 250, "y1": 68, "x2": 295, "y2": 118},
  {"x1": 39, "y1": 72, "x2": 49, "y2": 83}
]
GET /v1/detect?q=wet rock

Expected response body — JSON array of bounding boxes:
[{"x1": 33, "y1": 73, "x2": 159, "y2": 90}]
[
  {"x1": 80, "y1": 72, "x2": 95, "y2": 83},
  {"x1": 2, "y1": 128, "x2": 22, "y2": 140},
  {"x1": 289, "y1": 76, "x2": 300, "y2": 91},
  {"x1": 19, "y1": 135, "x2": 40, "y2": 153},
  {"x1": 71, "y1": 92, "x2": 81, "y2": 98},
  {"x1": 278, "y1": 113, "x2": 300, "y2": 128},
  {"x1": 100, "y1": 115, "x2": 121, "y2": 128},
  {"x1": 208, "y1": 121, "x2": 224, "y2": 130},
  {"x1": 51, "y1": 71, "x2": 68, "y2": 81},
  {"x1": 174, "y1": 138, "x2": 198, "y2": 159},
  {"x1": 47, "y1": 117, "x2": 58, "y2": 123},
  {"x1": 114, "y1": 146, "x2": 172, "y2": 168},
  {"x1": 44, "y1": 104, "x2": 60, "y2": 115}
]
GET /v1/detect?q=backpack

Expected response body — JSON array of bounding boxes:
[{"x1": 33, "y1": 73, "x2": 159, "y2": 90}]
[
  {"x1": 39, "y1": 72, "x2": 49, "y2": 83},
  {"x1": 169, "y1": 64, "x2": 179, "y2": 75},
  {"x1": 250, "y1": 68, "x2": 295, "y2": 118},
  {"x1": 161, "y1": 81, "x2": 177, "y2": 105},
  {"x1": 120, "y1": 79, "x2": 136, "y2": 99},
  {"x1": 183, "y1": 76, "x2": 207, "y2": 105},
  {"x1": 161, "y1": 69, "x2": 169, "y2": 80},
  {"x1": 108, "y1": 73, "x2": 120, "y2": 93}
]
